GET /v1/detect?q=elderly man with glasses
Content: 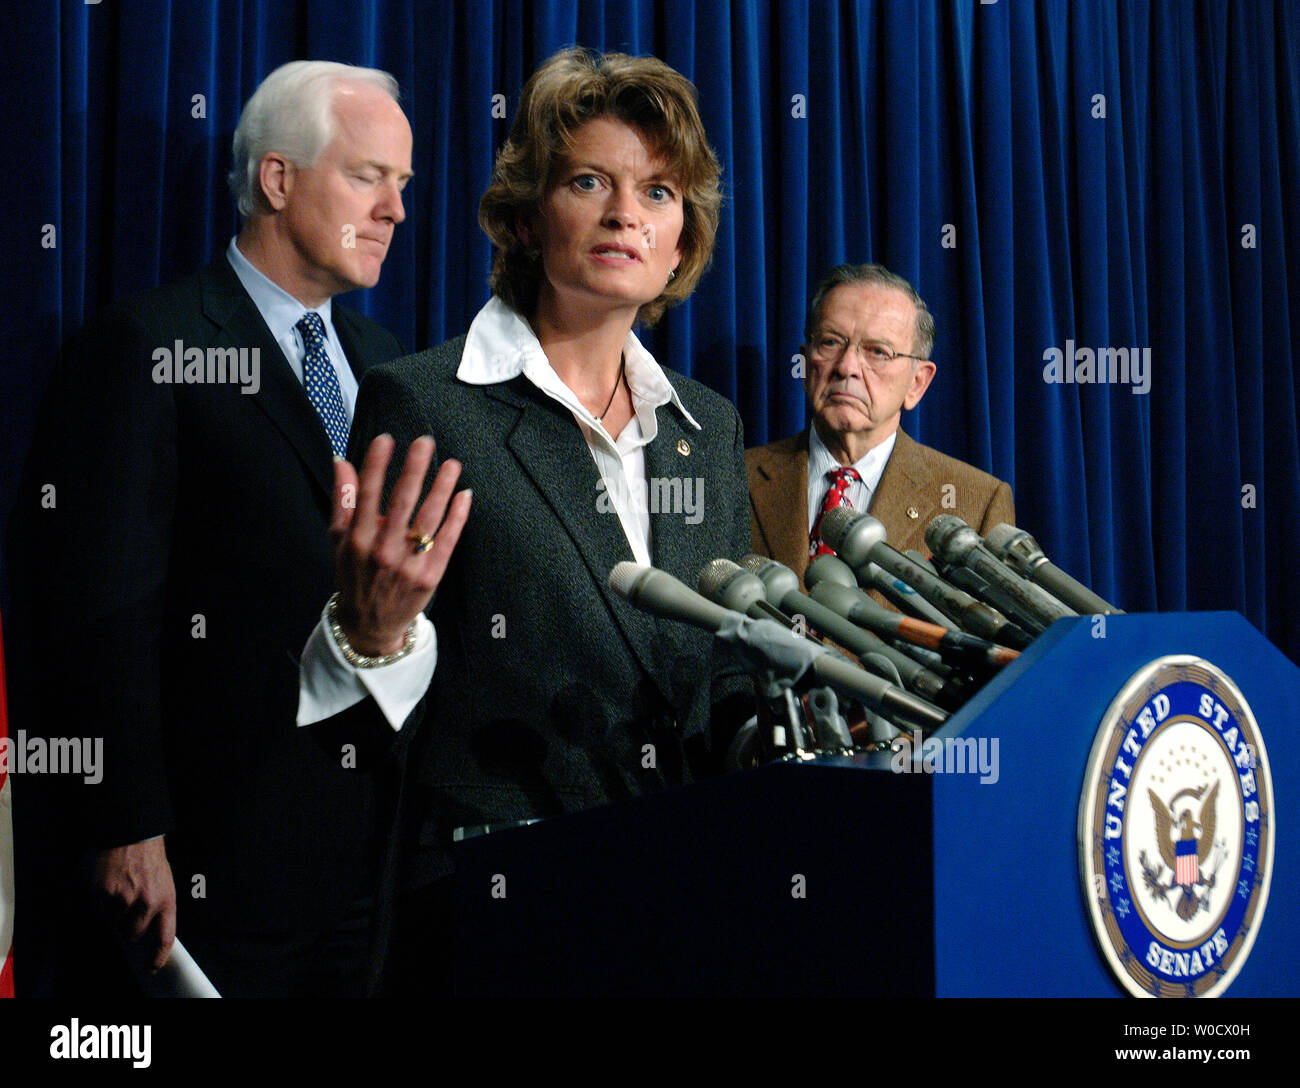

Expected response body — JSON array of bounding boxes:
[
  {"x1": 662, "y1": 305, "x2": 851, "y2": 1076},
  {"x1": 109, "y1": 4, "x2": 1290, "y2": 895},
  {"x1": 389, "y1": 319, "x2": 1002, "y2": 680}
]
[{"x1": 747, "y1": 263, "x2": 1014, "y2": 586}]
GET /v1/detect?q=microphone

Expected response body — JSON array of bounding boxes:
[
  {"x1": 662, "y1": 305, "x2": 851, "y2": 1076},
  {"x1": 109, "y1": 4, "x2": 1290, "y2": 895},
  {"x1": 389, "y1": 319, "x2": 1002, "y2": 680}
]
[
  {"x1": 700, "y1": 556, "x2": 902, "y2": 665},
  {"x1": 737, "y1": 555, "x2": 963, "y2": 713},
  {"x1": 820, "y1": 506, "x2": 1033, "y2": 649},
  {"x1": 697, "y1": 558, "x2": 795, "y2": 626},
  {"x1": 926, "y1": 515, "x2": 1076, "y2": 632},
  {"x1": 895, "y1": 550, "x2": 986, "y2": 644},
  {"x1": 697, "y1": 559, "x2": 815, "y2": 756},
  {"x1": 609, "y1": 563, "x2": 947, "y2": 730},
  {"x1": 808, "y1": 579, "x2": 1019, "y2": 671},
  {"x1": 805, "y1": 553, "x2": 957, "y2": 630},
  {"x1": 935, "y1": 561, "x2": 1051, "y2": 636},
  {"x1": 610, "y1": 561, "x2": 734, "y2": 630},
  {"x1": 983, "y1": 523, "x2": 1124, "y2": 616},
  {"x1": 701, "y1": 557, "x2": 919, "y2": 746}
]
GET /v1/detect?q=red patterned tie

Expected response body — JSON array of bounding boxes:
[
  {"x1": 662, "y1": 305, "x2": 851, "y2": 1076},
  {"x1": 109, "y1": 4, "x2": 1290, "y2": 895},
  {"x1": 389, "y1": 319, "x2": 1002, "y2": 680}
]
[{"x1": 809, "y1": 466, "x2": 862, "y2": 557}]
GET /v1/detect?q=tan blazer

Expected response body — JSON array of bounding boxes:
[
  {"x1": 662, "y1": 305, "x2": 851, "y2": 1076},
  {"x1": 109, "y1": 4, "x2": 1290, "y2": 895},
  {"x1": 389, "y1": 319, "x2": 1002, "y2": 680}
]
[{"x1": 746, "y1": 428, "x2": 1015, "y2": 587}]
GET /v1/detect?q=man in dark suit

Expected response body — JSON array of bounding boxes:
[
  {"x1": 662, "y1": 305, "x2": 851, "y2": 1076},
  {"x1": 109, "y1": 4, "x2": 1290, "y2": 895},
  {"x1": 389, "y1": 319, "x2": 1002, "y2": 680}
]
[
  {"x1": 12, "y1": 60, "x2": 434, "y2": 997},
  {"x1": 748, "y1": 263, "x2": 1014, "y2": 587}
]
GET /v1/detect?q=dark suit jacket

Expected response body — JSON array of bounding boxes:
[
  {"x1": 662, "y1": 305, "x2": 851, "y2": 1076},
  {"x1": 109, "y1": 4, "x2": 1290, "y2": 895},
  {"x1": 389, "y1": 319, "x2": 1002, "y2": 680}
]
[
  {"x1": 350, "y1": 334, "x2": 752, "y2": 888},
  {"x1": 11, "y1": 256, "x2": 406, "y2": 945},
  {"x1": 747, "y1": 428, "x2": 1015, "y2": 586}
]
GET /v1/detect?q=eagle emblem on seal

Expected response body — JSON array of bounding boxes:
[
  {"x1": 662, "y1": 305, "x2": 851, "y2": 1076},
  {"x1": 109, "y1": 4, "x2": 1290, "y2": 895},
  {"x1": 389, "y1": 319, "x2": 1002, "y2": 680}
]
[{"x1": 1140, "y1": 781, "x2": 1225, "y2": 921}]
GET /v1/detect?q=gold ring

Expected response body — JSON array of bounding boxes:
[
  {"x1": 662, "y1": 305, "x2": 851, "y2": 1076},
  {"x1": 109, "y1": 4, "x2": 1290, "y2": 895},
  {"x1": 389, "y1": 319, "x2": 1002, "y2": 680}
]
[{"x1": 406, "y1": 530, "x2": 435, "y2": 554}]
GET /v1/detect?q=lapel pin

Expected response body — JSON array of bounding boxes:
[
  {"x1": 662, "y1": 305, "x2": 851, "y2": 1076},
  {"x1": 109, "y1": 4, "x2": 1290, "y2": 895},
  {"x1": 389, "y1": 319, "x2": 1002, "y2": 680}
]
[
  {"x1": 677, "y1": 439, "x2": 691, "y2": 456},
  {"x1": 906, "y1": 506, "x2": 920, "y2": 519}
]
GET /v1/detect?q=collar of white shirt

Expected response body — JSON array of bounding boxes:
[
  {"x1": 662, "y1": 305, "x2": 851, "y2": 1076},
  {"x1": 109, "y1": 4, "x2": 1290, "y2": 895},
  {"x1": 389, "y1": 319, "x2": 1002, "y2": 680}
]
[
  {"x1": 457, "y1": 295, "x2": 701, "y2": 444},
  {"x1": 226, "y1": 237, "x2": 334, "y2": 348},
  {"x1": 807, "y1": 425, "x2": 897, "y2": 526}
]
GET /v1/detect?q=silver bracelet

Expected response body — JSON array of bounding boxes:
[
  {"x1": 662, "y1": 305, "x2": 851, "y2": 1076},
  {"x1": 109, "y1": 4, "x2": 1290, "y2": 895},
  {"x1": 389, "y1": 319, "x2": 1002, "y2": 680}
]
[{"x1": 326, "y1": 593, "x2": 418, "y2": 669}]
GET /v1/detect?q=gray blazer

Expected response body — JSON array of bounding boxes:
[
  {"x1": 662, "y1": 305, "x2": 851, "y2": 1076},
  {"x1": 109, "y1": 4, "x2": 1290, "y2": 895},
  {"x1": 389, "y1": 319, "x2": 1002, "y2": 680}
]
[{"x1": 351, "y1": 334, "x2": 753, "y2": 886}]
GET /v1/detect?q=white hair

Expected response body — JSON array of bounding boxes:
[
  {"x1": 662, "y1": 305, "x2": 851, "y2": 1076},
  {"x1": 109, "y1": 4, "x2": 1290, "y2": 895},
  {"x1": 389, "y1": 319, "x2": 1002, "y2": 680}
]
[{"x1": 228, "y1": 60, "x2": 400, "y2": 218}]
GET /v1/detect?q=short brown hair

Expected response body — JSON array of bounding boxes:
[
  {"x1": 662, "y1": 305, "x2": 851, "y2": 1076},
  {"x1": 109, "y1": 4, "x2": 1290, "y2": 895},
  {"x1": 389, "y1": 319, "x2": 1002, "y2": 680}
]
[{"x1": 479, "y1": 47, "x2": 722, "y2": 327}]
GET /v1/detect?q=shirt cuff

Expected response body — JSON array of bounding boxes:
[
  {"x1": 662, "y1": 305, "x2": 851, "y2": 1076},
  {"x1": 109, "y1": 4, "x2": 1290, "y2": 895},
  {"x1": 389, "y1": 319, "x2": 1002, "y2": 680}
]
[{"x1": 296, "y1": 603, "x2": 437, "y2": 730}]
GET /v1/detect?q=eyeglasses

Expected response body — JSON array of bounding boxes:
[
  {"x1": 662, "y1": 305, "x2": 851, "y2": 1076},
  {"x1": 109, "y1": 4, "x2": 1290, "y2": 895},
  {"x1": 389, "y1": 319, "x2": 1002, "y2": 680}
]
[{"x1": 808, "y1": 332, "x2": 927, "y2": 370}]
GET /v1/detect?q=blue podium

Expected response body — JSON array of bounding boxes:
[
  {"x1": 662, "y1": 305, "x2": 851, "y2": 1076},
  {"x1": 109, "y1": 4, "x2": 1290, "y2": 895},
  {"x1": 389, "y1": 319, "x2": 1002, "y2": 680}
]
[{"x1": 452, "y1": 613, "x2": 1297, "y2": 996}]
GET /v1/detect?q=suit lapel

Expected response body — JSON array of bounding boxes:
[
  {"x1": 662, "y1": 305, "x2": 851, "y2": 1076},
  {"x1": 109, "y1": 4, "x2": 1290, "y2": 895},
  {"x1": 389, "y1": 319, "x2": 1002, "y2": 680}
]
[
  {"x1": 494, "y1": 382, "x2": 667, "y2": 689},
  {"x1": 869, "y1": 429, "x2": 928, "y2": 555},
  {"x1": 749, "y1": 432, "x2": 810, "y2": 578},
  {"x1": 199, "y1": 260, "x2": 336, "y2": 500},
  {"x1": 333, "y1": 306, "x2": 378, "y2": 383},
  {"x1": 646, "y1": 404, "x2": 725, "y2": 700},
  {"x1": 643, "y1": 410, "x2": 692, "y2": 576}
]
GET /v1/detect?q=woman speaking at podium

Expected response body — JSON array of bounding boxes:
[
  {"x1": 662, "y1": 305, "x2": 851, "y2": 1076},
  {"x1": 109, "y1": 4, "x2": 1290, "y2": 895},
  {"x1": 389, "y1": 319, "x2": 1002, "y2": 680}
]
[{"x1": 324, "y1": 47, "x2": 753, "y2": 987}]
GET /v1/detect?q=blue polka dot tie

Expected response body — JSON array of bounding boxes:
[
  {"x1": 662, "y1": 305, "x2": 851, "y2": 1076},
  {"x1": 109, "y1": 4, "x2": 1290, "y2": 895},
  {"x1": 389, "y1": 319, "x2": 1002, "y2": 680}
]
[{"x1": 296, "y1": 312, "x2": 349, "y2": 458}]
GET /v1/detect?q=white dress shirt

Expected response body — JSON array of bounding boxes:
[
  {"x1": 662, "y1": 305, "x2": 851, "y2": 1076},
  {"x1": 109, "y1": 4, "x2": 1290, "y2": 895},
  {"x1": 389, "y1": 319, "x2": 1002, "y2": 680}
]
[
  {"x1": 226, "y1": 238, "x2": 361, "y2": 418},
  {"x1": 806, "y1": 425, "x2": 897, "y2": 530},
  {"x1": 456, "y1": 296, "x2": 701, "y2": 566}
]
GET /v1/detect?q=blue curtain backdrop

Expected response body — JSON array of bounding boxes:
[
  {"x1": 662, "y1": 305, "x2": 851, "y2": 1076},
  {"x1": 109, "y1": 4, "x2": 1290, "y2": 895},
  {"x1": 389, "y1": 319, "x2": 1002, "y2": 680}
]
[{"x1": 4, "y1": 0, "x2": 1298, "y2": 663}]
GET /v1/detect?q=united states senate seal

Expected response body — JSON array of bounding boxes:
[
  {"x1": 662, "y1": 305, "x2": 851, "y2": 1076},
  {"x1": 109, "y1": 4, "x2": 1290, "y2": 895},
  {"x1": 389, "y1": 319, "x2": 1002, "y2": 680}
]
[{"x1": 1078, "y1": 655, "x2": 1274, "y2": 997}]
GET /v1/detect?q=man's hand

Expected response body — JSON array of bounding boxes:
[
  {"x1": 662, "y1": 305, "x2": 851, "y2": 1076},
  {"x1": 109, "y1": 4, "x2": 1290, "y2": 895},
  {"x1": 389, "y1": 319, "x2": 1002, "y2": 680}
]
[
  {"x1": 331, "y1": 434, "x2": 472, "y2": 655},
  {"x1": 93, "y1": 837, "x2": 177, "y2": 971}
]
